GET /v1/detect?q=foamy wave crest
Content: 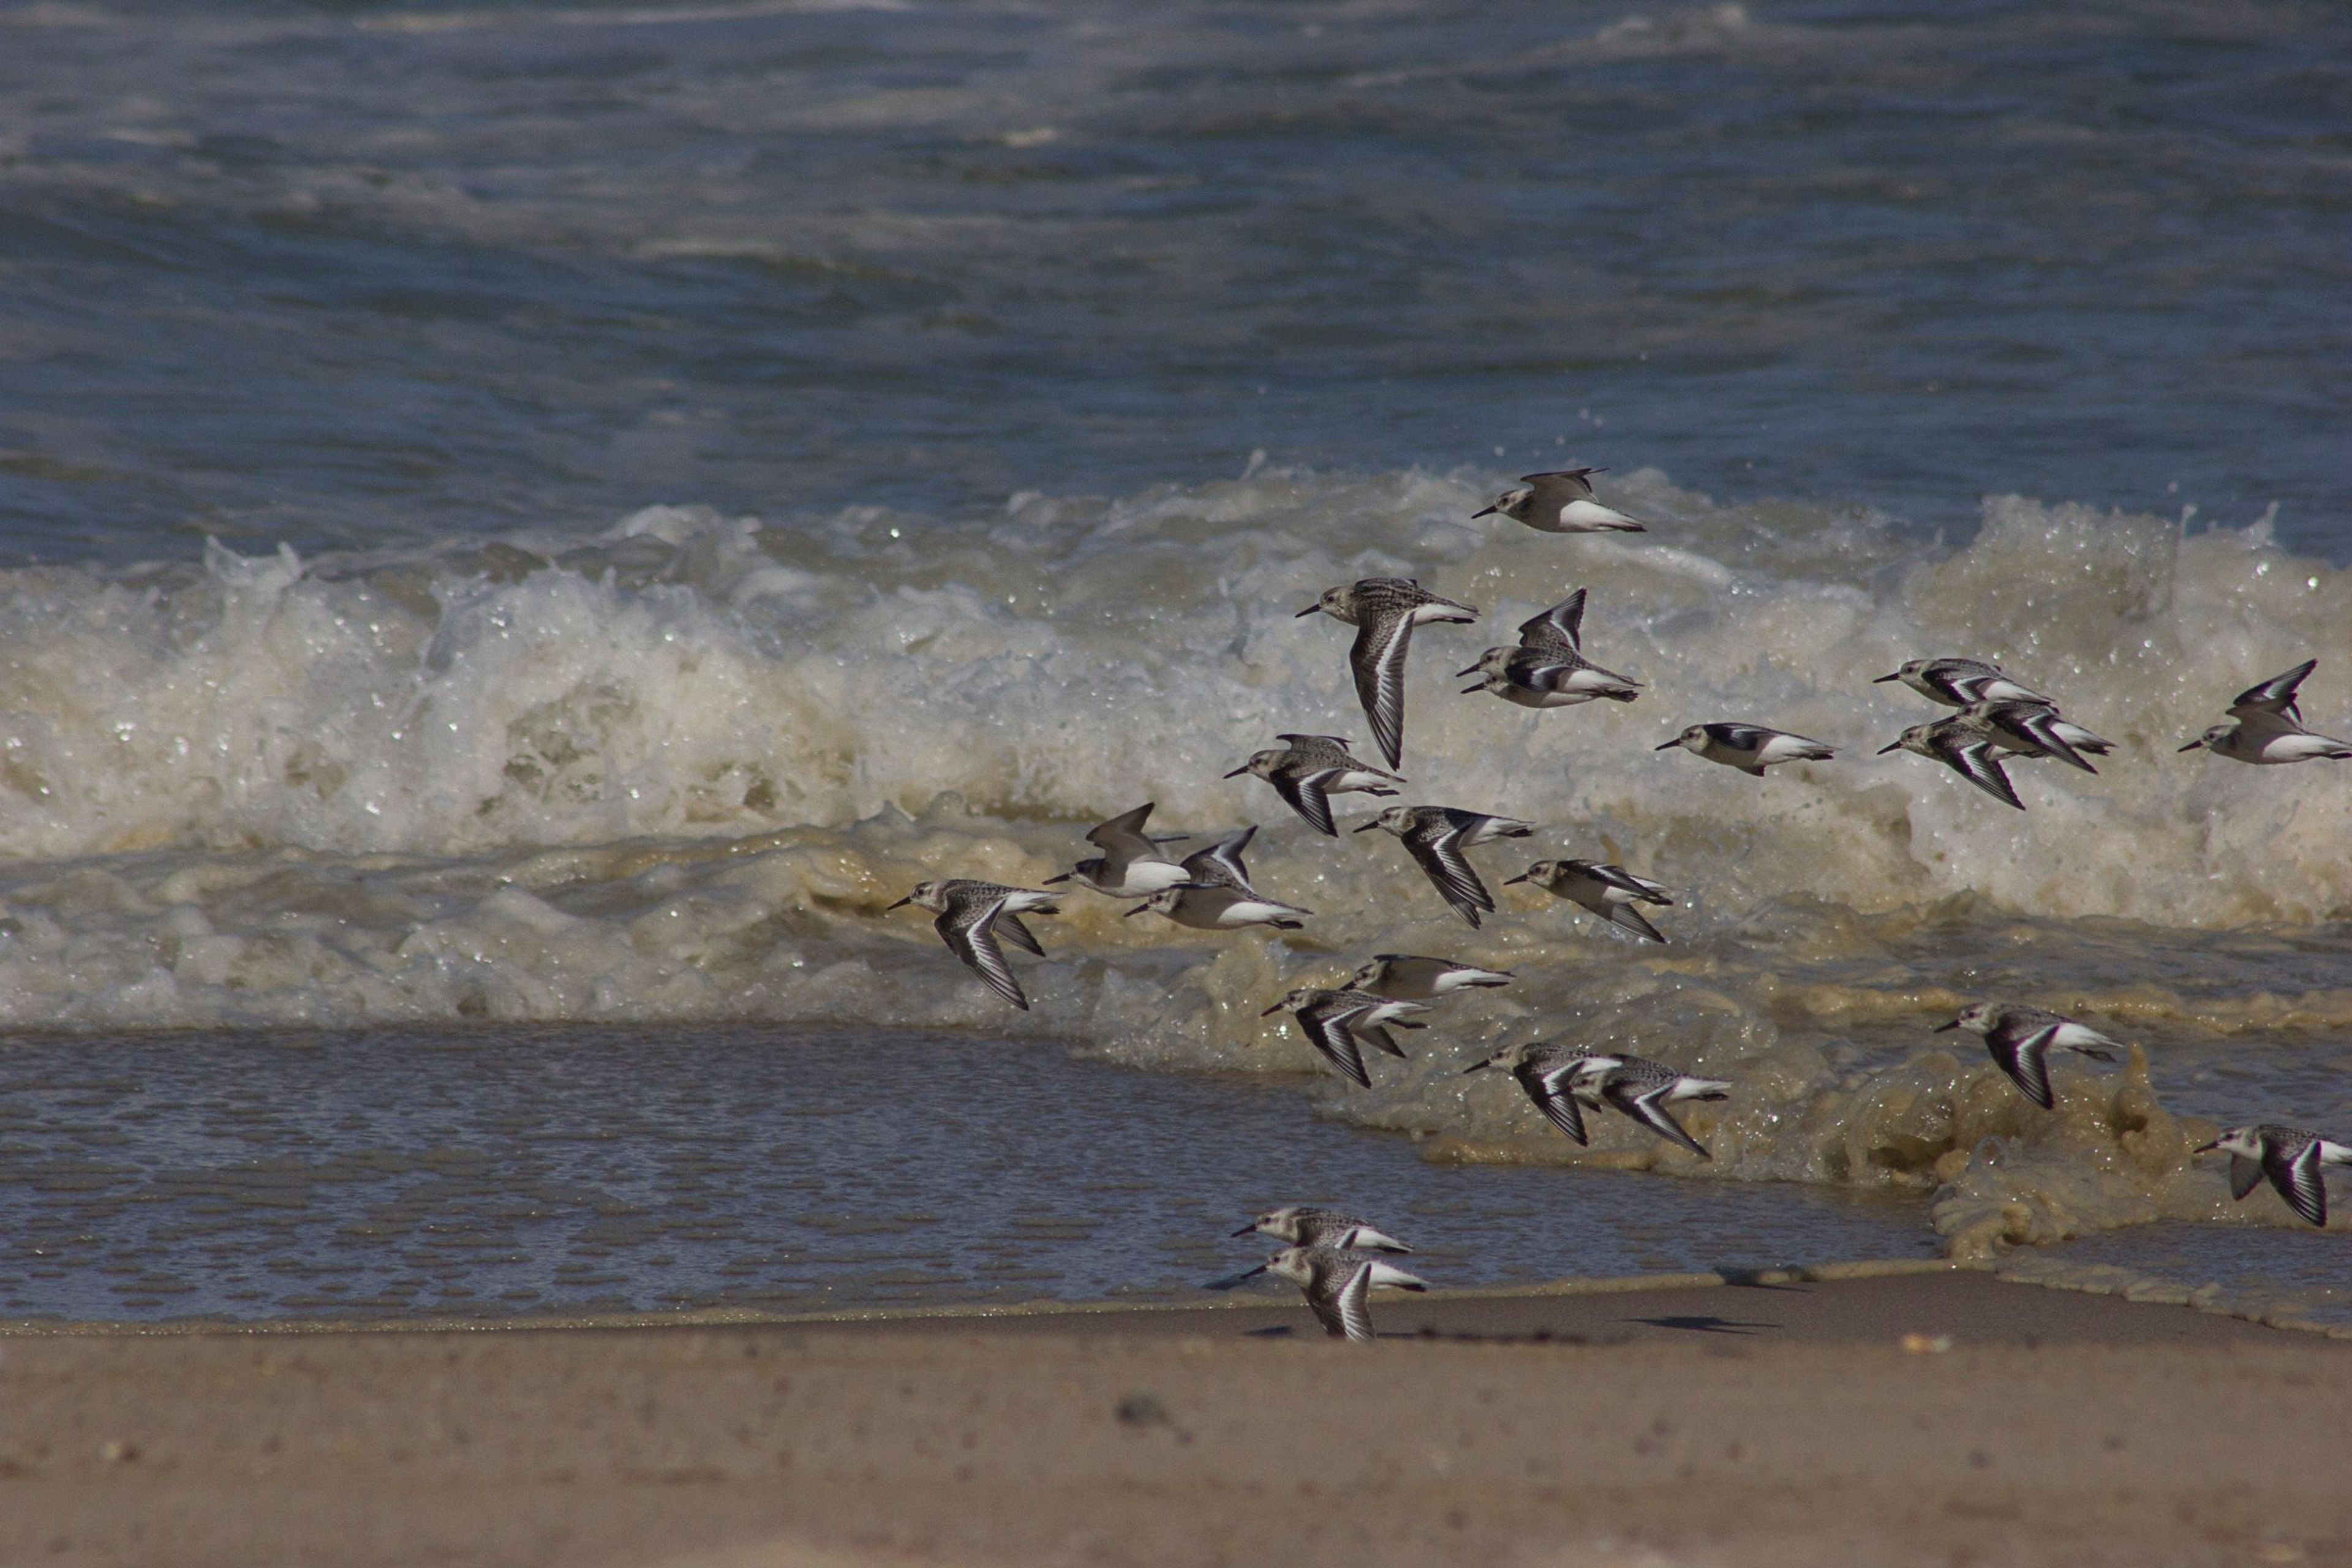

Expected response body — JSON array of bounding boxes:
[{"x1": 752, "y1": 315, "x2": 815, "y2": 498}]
[{"x1": 1, "y1": 469, "x2": 2345, "y2": 1253}]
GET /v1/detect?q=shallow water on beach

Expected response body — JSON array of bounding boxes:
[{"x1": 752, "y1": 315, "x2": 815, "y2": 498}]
[{"x1": 0, "y1": 0, "x2": 2347, "y2": 1321}]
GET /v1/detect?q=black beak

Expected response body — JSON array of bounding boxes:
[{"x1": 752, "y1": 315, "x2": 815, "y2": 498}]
[
  {"x1": 1203, "y1": 1264, "x2": 1268, "y2": 1291},
  {"x1": 884, "y1": 894, "x2": 914, "y2": 910},
  {"x1": 1872, "y1": 673, "x2": 1900, "y2": 683},
  {"x1": 1932, "y1": 1020, "x2": 1961, "y2": 1032},
  {"x1": 2191, "y1": 1140, "x2": 2219, "y2": 1155},
  {"x1": 1653, "y1": 739, "x2": 1681, "y2": 751},
  {"x1": 1351, "y1": 820, "x2": 1381, "y2": 832},
  {"x1": 1042, "y1": 872, "x2": 1069, "y2": 885},
  {"x1": 1502, "y1": 871, "x2": 1531, "y2": 885},
  {"x1": 1259, "y1": 1002, "x2": 1287, "y2": 1017},
  {"x1": 2176, "y1": 739, "x2": 2203, "y2": 752},
  {"x1": 1460, "y1": 685, "x2": 1485, "y2": 695},
  {"x1": 1471, "y1": 505, "x2": 1498, "y2": 519},
  {"x1": 1230, "y1": 1224, "x2": 1259, "y2": 1237},
  {"x1": 1222, "y1": 765, "x2": 1250, "y2": 778},
  {"x1": 1455, "y1": 665, "x2": 1482, "y2": 678},
  {"x1": 1461, "y1": 1060, "x2": 1492, "y2": 1074},
  {"x1": 1294, "y1": 603, "x2": 1322, "y2": 618},
  {"x1": 1123, "y1": 903, "x2": 1151, "y2": 918},
  {"x1": 1877, "y1": 741, "x2": 1903, "y2": 754}
]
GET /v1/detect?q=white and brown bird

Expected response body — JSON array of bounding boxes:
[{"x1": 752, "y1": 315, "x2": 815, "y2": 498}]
[
  {"x1": 885, "y1": 879, "x2": 1062, "y2": 1011},
  {"x1": 2194, "y1": 1125, "x2": 2352, "y2": 1228},
  {"x1": 1225, "y1": 733, "x2": 1403, "y2": 837},
  {"x1": 1505, "y1": 859, "x2": 1674, "y2": 943},
  {"x1": 1125, "y1": 826, "x2": 1311, "y2": 930},
  {"x1": 2180, "y1": 660, "x2": 2352, "y2": 764},
  {"x1": 1458, "y1": 589, "x2": 1642, "y2": 709},
  {"x1": 1260, "y1": 986, "x2": 1428, "y2": 1088},
  {"x1": 1562, "y1": 1054, "x2": 1733, "y2": 1160},
  {"x1": 1472, "y1": 469, "x2": 1647, "y2": 533},
  {"x1": 1882, "y1": 712, "x2": 2024, "y2": 809},
  {"x1": 1296, "y1": 577, "x2": 1477, "y2": 767},
  {"x1": 1934, "y1": 1001, "x2": 2122, "y2": 1109},
  {"x1": 1462, "y1": 1041, "x2": 1606, "y2": 1144},
  {"x1": 1043, "y1": 802, "x2": 1190, "y2": 897},
  {"x1": 1874, "y1": 657, "x2": 2051, "y2": 709},
  {"x1": 1208, "y1": 1245, "x2": 1430, "y2": 1341},
  {"x1": 1355, "y1": 805, "x2": 1534, "y2": 929},
  {"x1": 1231, "y1": 1206, "x2": 1412, "y2": 1254},
  {"x1": 1347, "y1": 954, "x2": 1513, "y2": 1001},
  {"x1": 1657, "y1": 722, "x2": 1835, "y2": 776}
]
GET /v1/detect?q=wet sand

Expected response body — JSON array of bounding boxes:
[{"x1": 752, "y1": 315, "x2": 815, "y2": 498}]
[{"x1": 3, "y1": 1270, "x2": 2346, "y2": 1568}]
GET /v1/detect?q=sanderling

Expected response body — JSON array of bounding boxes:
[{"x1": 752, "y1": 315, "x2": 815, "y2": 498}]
[
  {"x1": 1209, "y1": 1246, "x2": 1430, "y2": 1341},
  {"x1": 1225, "y1": 733, "x2": 1404, "y2": 837},
  {"x1": 1472, "y1": 469, "x2": 1647, "y2": 534},
  {"x1": 1462, "y1": 1040, "x2": 1604, "y2": 1144},
  {"x1": 1963, "y1": 699, "x2": 2106, "y2": 774},
  {"x1": 1504, "y1": 858, "x2": 1674, "y2": 944},
  {"x1": 1355, "y1": 805, "x2": 1535, "y2": 929},
  {"x1": 2193, "y1": 1125, "x2": 2352, "y2": 1229},
  {"x1": 1880, "y1": 712, "x2": 2023, "y2": 809},
  {"x1": 1125, "y1": 826, "x2": 1312, "y2": 931},
  {"x1": 1348, "y1": 953, "x2": 1513, "y2": 1001},
  {"x1": 1261, "y1": 986, "x2": 1430, "y2": 1088},
  {"x1": 1459, "y1": 587, "x2": 1642, "y2": 707},
  {"x1": 1874, "y1": 657, "x2": 2051, "y2": 709},
  {"x1": 1934, "y1": 1001, "x2": 2122, "y2": 1110},
  {"x1": 1297, "y1": 577, "x2": 1478, "y2": 767},
  {"x1": 1231, "y1": 1205, "x2": 1412, "y2": 1253},
  {"x1": 2179, "y1": 659, "x2": 2352, "y2": 764},
  {"x1": 885, "y1": 879, "x2": 1062, "y2": 1011},
  {"x1": 1564, "y1": 1054, "x2": 1732, "y2": 1160},
  {"x1": 1657, "y1": 723, "x2": 1836, "y2": 776},
  {"x1": 1043, "y1": 802, "x2": 1191, "y2": 897}
]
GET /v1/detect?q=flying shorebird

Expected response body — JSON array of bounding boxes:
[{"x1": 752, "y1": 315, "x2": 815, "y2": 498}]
[
  {"x1": 885, "y1": 879, "x2": 1061, "y2": 1011},
  {"x1": 1458, "y1": 586, "x2": 1643, "y2": 708},
  {"x1": 1962, "y1": 699, "x2": 2107, "y2": 774},
  {"x1": 1125, "y1": 826, "x2": 1311, "y2": 931},
  {"x1": 1873, "y1": 657, "x2": 2051, "y2": 709},
  {"x1": 1231, "y1": 1206, "x2": 1412, "y2": 1253},
  {"x1": 1657, "y1": 722, "x2": 1836, "y2": 776},
  {"x1": 1296, "y1": 578, "x2": 1478, "y2": 768},
  {"x1": 1347, "y1": 954, "x2": 1513, "y2": 1001},
  {"x1": 1505, "y1": 858, "x2": 1674, "y2": 943},
  {"x1": 1355, "y1": 805, "x2": 1534, "y2": 929},
  {"x1": 1462, "y1": 1040, "x2": 1605, "y2": 1144},
  {"x1": 1562, "y1": 1054, "x2": 1733, "y2": 1160},
  {"x1": 2194, "y1": 1125, "x2": 2352, "y2": 1229},
  {"x1": 1472, "y1": 469, "x2": 1648, "y2": 534},
  {"x1": 1224, "y1": 733, "x2": 1403, "y2": 837},
  {"x1": 2179, "y1": 659, "x2": 2352, "y2": 764},
  {"x1": 1260, "y1": 986, "x2": 1429, "y2": 1088},
  {"x1": 1206, "y1": 1245, "x2": 1430, "y2": 1342},
  {"x1": 1882, "y1": 712, "x2": 2024, "y2": 809},
  {"x1": 1042, "y1": 802, "x2": 1190, "y2": 897},
  {"x1": 1934, "y1": 1001, "x2": 2122, "y2": 1109}
]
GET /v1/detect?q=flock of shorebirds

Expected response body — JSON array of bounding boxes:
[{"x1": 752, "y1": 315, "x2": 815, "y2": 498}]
[{"x1": 888, "y1": 467, "x2": 2352, "y2": 1340}]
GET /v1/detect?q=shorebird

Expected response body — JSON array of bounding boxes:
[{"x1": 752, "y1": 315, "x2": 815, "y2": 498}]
[
  {"x1": 1231, "y1": 1206, "x2": 1412, "y2": 1253},
  {"x1": 1463, "y1": 1041, "x2": 1604, "y2": 1144},
  {"x1": 1261, "y1": 986, "x2": 1428, "y2": 1088},
  {"x1": 1042, "y1": 802, "x2": 1190, "y2": 897},
  {"x1": 1347, "y1": 954, "x2": 1513, "y2": 1001},
  {"x1": 1963, "y1": 699, "x2": 2107, "y2": 773},
  {"x1": 1125, "y1": 826, "x2": 1311, "y2": 931},
  {"x1": 1208, "y1": 1246, "x2": 1430, "y2": 1341},
  {"x1": 1355, "y1": 805, "x2": 1534, "y2": 929},
  {"x1": 1881, "y1": 712, "x2": 2024, "y2": 809},
  {"x1": 1656, "y1": 723, "x2": 1835, "y2": 776},
  {"x1": 2179, "y1": 660, "x2": 2352, "y2": 764},
  {"x1": 1935, "y1": 1002, "x2": 2122, "y2": 1109},
  {"x1": 1296, "y1": 577, "x2": 1478, "y2": 767},
  {"x1": 1472, "y1": 469, "x2": 1647, "y2": 534},
  {"x1": 1459, "y1": 586, "x2": 1642, "y2": 708},
  {"x1": 1564, "y1": 1054, "x2": 1733, "y2": 1159},
  {"x1": 885, "y1": 879, "x2": 1061, "y2": 1011},
  {"x1": 1505, "y1": 859, "x2": 1673, "y2": 943},
  {"x1": 2193, "y1": 1125, "x2": 2352, "y2": 1228},
  {"x1": 1225, "y1": 733, "x2": 1403, "y2": 837},
  {"x1": 1874, "y1": 657, "x2": 2051, "y2": 709}
]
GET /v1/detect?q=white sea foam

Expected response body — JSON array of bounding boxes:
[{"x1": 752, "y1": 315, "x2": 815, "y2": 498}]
[{"x1": 0, "y1": 469, "x2": 2345, "y2": 1253}]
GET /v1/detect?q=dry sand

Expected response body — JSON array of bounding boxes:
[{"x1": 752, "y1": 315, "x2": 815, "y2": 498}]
[{"x1": 2, "y1": 1270, "x2": 2346, "y2": 1568}]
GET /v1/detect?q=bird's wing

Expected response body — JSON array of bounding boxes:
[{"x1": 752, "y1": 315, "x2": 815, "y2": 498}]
[
  {"x1": 1526, "y1": 1063, "x2": 1591, "y2": 1144},
  {"x1": 1588, "y1": 862, "x2": 1668, "y2": 901},
  {"x1": 1524, "y1": 469, "x2": 1600, "y2": 500},
  {"x1": 946, "y1": 900, "x2": 1028, "y2": 1011},
  {"x1": 1604, "y1": 902, "x2": 1667, "y2": 943},
  {"x1": 2267, "y1": 1139, "x2": 2331, "y2": 1227},
  {"x1": 1183, "y1": 826, "x2": 1257, "y2": 891},
  {"x1": 1606, "y1": 1081, "x2": 1712, "y2": 1159},
  {"x1": 1405, "y1": 823, "x2": 1495, "y2": 927},
  {"x1": 1272, "y1": 767, "x2": 1340, "y2": 837},
  {"x1": 1999, "y1": 1024, "x2": 2061, "y2": 1109},
  {"x1": 1351, "y1": 610, "x2": 1416, "y2": 769},
  {"x1": 1517, "y1": 589, "x2": 1586, "y2": 651},
  {"x1": 1355, "y1": 1022, "x2": 1411, "y2": 1060},
  {"x1": 1932, "y1": 734, "x2": 2026, "y2": 810},
  {"x1": 1324, "y1": 1261, "x2": 1377, "y2": 1342},
  {"x1": 993, "y1": 913, "x2": 1046, "y2": 958},
  {"x1": 1298, "y1": 1005, "x2": 1373, "y2": 1088},
  {"x1": 1087, "y1": 802, "x2": 1159, "y2": 856},
  {"x1": 1993, "y1": 706, "x2": 2098, "y2": 773},
  {"x1": 2228, "y1": 1153, "x2": 2267, "y2": 1202},
  {"x1": 2231, "y1": 659, "x2": 2316, "y2": 722}
]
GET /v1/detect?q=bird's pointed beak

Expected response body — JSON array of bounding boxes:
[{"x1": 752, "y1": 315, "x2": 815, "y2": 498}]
[
  {"x1": 1230, "y1": 1224, "x2": 1259, "y2": 1237},
  {"x1": 1460, "y1": 685, "x2": 1484, "y2": 695},
  {"x1": 1460, "y1": 1060, "x2": 1493, "y2": 1074},
  {"x1": 1455, "y1": 664, "x2": 1482, "y2": 678},
  {"x1": 1471, "y1": 505, "x2": 1498, "y2": 519},
  {"x1": 2191, "y1": 1139, "x2": 2220, "y2": 1155},
  {"x1": 1042, "y1": 872, "x2": 1069, "y2": 885},
  {"x1": 2177, "y1": 739, "x2": 2203, "y2": 752},
  {"x1": 1123, "y1": 903, "x2": 1150, "y2": 918},
  {"x1": 1877, "y1": 741, "x2": 1902, "y2": 754},
  {"x1": 1294, "y1": 603, "x2": 1322, "y2": 618},
  {"x1": 1872, "y1": 672, "x2": 1900, "y2": 683},
  {"x1": 1202, "y1": 1264, "x2": 1267, "y2": 1291},
  {"x1": 1502, "y1": 871, "x2": 1530, "y2": 884},
  {"x1": 1932, "y1": 1020, "x2": 1961, "y2": 1032},
  {"x1": 1259, "y1": 1002, "x2": 1286, "y2": 1017},
  {"x1": 1351, "y1": 820, "x2": 1381, "y2": 832},
  {"x1": 1653, "y1": 739, "x2": 1680, "y2": 751},
  {"x1": 1222, "y1": 765, "x2": 1250, "y2": 778},
  {"x1": 884, "y1": 894, "x2": 914, "y2": 910}
]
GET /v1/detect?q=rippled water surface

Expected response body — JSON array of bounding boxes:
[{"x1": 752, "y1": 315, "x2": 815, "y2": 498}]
[{"x1": 0, "y1": 0, "x2": 2346, "y2": 1322}]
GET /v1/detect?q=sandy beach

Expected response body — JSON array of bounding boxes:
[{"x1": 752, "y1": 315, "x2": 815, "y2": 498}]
[{"x1": 4, "y1": 1268, "x2": 2346, "y2": 1568}]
